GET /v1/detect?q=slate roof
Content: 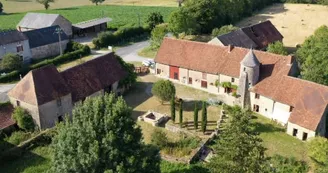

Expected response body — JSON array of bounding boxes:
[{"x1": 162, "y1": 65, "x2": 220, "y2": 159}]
[
  {"x1": 155, "y1": 38, "x2": 291, "y2": 78},
  {"x1": 60, "y1": 52, "x2": 127, "y2": 102},
  {"x1": 17, "y1": 13, "x2": 61, "y2": 29},
  {"x1": 0, "y1": 30, "x2": 28, "y2": 46},
  {"x1": 0, "y1": 104, "x2": 15, "y2": 130},
  {"x1": 23, "y1": 25, "x2": 68, "y2": 48},
  {"x1": 215, "y1": 21, "x2": 283, "y2": 49},
  {"x1": 241, "y1": 49, "x2": 260, "y2": 67},
  {"x1": 73, "y1": 17, "x2": 112, "y2": 29},
  {"x1": 8, "y1": 65, "x2": 71, "y2": 106}
]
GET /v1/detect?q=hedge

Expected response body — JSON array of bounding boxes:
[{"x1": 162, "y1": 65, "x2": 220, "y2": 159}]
[
  {"x1": 93, "y1": 26, "x2": 150, "y2": 48},
  {"x1": 0, "y1": 44, "x2": 91, "y2": 83}
]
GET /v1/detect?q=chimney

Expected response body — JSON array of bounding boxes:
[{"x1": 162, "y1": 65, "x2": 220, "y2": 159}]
[{"x1": 228, "y1": 45, "x2": 234, "y2": 53}]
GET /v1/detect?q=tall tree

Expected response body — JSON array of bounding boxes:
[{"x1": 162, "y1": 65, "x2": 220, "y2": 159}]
[
  {"x1": 179, "y1": 100, "x2": 183, "y2": 128},
  {"x1": 201, "y1": 101, "x2": 207, "y2": 134},
  {"x1": 209, "y1": 106, "x2": 266, "y2": 173},
  {"x1": 51, "y1": 93, "x2": 161, "y2": 173},
  {"x1": 90, "y1": 0, "x2": 105, "y2": 5},
  {"x1": 0, "y1": 2, "x2": 3, "y2": 14},
  {"x1": 146, "y1": 12, "x2": 164, "y2": 30},
  {"x1": 150, "y1": 24, "x2": 167, "y2": 49},
  {"x1": 267, "y1": 41, "x2": 288, "y2": 55},
  {"x1": 36, "y1": 0, "x2": 55, "y2": 10},
  {"x1": 296, "y1": 25, "x2": 328, "y2": 85},
  {"x1": 193, "y1": 102, "x2": 198, "y2": 130},
  {"x1": 170, "y1": 96, "x2": 176, "y2": 122},
  {"x1": 168, "y1": 8, "x2": 198, "y2": 35}
]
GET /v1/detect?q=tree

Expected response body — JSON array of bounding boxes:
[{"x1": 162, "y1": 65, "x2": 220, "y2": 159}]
[
  {"x1": 150, "y1": 24, "x2": 167, "y2": 49},
  {"x1": 267, "y1": 41, "x2": 288, "y2": 55},
  {"x1": 36, "y1": 0, "x2": 55, "y2": 10},
  {"x1": 90, "y1": 0, "x2": 105, "y2": 5},
  {"x1": 296, "y1": 25, "x2": 328, "y2": 85},
  {"x1": 170, "y1": 96, "x2": 176, "y2": 122},
  {"x1": 211, "y1": 25, "x2": 239, "y2": 36},
  {"x1": 209, "y1": 106, "x2": 267, "y2": 173},
  {"x1": 1, "y1": 53, "x2": 22, "y2": 71},
  {"x1": 193, "y1": 102, "x2": 198, "y2": 130},
  {"x1": 307, "y1": 137, "x2": 328, "y2": 172},
  {"x1": 264, "y1": 155, "x2": 308, "y2": 173},
  {"x1": 152, "y1": 80, "x2": 176, "y2": 104},
  {"x1": 179, "y1": 100, "x2": 183, "y2": 128},
  {"x1": 0, "y1": 2, "x2": 3, "y2": 14},
  {"x1": 168, "y1": 8, "x2": 198, "y2": 35},
  {"x1": 12, "y1": 107, "x2": 35, "y2": 132},
  {"x1": 146, "y1": 12, "x2": 164, "y2": 30},
  {"x1": 201, "y1": 101, "x2": 207, "y2": 134},
  {"x1": 51, "y1": 93, "x2": 161, "y2": 173},
  {"x1": 151, "y1": 128, "x2": 168, "y2": 148}
]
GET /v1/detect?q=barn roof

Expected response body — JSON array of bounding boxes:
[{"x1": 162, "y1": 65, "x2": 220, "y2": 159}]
[
  {"x1": 0, "y1": 103, "x2": 15, "y2": 130},
  {"x1": 23, "y1": 25, "x2": 68, "y2": 48},
  {"x1": 216, "y1": 29, "x2": 258, "y2": 49},
  {"x1": 0, "y1": 30, "x2": 28, "y2": 46},
  {"x1": 17, "y1": 13, "x2": 62, "y2": 29},
  {"x1": 73, "y1": 17, "x2": 112, "y2": 29}
]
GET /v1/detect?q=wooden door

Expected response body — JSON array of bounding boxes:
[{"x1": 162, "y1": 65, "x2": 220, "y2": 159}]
[{"x1": 169, "y1": 66, "x2": 179, "y2": 80}]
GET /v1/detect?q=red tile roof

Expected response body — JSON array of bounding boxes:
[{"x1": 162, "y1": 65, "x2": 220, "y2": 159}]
[{"x1": 0, "y1": 104, "x2": 15, "y2": 130}]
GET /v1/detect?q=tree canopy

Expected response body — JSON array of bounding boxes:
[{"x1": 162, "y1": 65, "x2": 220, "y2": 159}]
[
  {"x1": 51, "y1": 93, "x2": 161, "y2": 173},
  {"x1": 36, "y1": 0, "x2": 55, "y2": 10},
  {"x1": 209, "y1": 106, "x2": 266, "y2": 173},
  {"x1": 90, "y1": 0, "x2": 105, "y2": 5},
  {"x1": 0, "y1": 2, "x2": 3, "y2": 14},
  {"x1": 211, "y1": 25, "x2": 239, "y2": 37},
  {"x1": 152, "y1": 80, "x2": 176, "y2": 104},
  {"x1": 1, "y1": 53, "x2": 22, "y2": 71},
  {"x1": 296, "y1": 25, "x2": 328, "y2": 85},
  {"x1": 146, "y1": 12, "x2": 164, "y2": 30},
  {"x1": 267, "y1": 41, "x2": 288, "y2": 55},
  {"x1": 12, "y1": 107, "x2": 35, "y2": 132},
  {"x1": 150, "y1": 24, "x2": 167, "y2": 49}
]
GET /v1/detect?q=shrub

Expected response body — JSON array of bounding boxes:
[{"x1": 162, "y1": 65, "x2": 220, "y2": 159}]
[
  {"x1": 0, "y1": 2, "x2": 3, "y2": 14},
  {"x1": 12, "y1": 107, "x2": 35, "y2": 132},
  {"x1": 1, "y1": 53, "x2": 22, "y2": 71},
  {"x1": 170, "y1": 96, "x2": 176, "y2": 122},
  {"x1": 146, "y1": 12, "x2": 164, "y2": 30},
  {"x1": 267, "y1": 155, "x2": 308, "y2": 173},
  {"x1": 5, "y1": 131, "x2": 32, "y2": 145},
  {"x1": 267, "y1": 41, "x2": 288, "y2": 55},
  {"x1": 212, "y1": 25, "x2": 239, "y2": 36},
  {"x1": 150, "y1": 24, "x2": 167, "y2": 49},
  {"x1": 152, "y1": 80, "x2": 176, "y2": 104},
  {"x1": 151, "y1": 129, "x2": 168, "y2": 148},
  {"x1": 65, "y1": 41, "x2": 86, "y2": 53}
]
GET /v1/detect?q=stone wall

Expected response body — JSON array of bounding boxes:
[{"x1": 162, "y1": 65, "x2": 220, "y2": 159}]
[
  {"x1": 31, "y1": 40, "x2": 68, "y2": 60},
  {"x1": 0, "y1": 40, "x2": 32, "y2": 62},
  {"x1": 9, "y1": 97, "x2": 40, "y2": 128}
]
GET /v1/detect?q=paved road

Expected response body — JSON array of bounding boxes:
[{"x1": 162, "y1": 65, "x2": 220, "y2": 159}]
[
  {"x1": 0, "y1": 84, "x2": 15, "y2": 102},
  {"x1": 115, "y1": 41, "x2": 150, "y2": 62}
]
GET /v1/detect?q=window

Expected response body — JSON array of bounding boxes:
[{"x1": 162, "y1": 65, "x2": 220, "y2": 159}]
[
  {"x1": 302, "y1": 132, "x2": 308, "y2": 141},
  {"x1": 157, "y1": 69, "x2": 161, "y2": 74},
  {"x1": 174, "y1": 72, "x2": 178, "y2": 80},
  {"x1": 253, "y1": 104, "x2": 259, "y2": 112},
  {"x1": 188, "y1": 77, "x2": 192, "y2": 84},
  {"x1": 16, "y1": 45, "x2": 23, "y2": 52},
  {"x1": 202, "y1": 73, "x2": 207, "y2": 80},
  {"x1": 243, "y1": 67, "x2": 246, "y2": 72},
  {"x1": 255, "y1": 93, "x2": 260, "y2": 99},
  {"x1": 289, "y1": 106, "x2": 294, "y2": 112},
  {"x1": 293, "y1": 128, "x2": 298, "y2": 137},
  {"x1": 57, "y1": 99, "x2": 62, "y2": 107},
  {"x1": 201, "y1": 81, "x2": 207, "y2": 88},
  {"x1": 16, "y1": 100, "x2": 20, "y2": 107},
  {"x1": 231, "y1": 78, "x2": 235, "y2": 83},
  {"x1": 224, "y1": 88, "x2": 232, "y2": 94}
]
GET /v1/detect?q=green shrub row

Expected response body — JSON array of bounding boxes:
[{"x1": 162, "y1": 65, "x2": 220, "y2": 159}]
[
  {"x1": 93, "y1": 26, "x2": 150, "y2": 49},
  {"x1": 0, "y1": 44, "x2": 90, "y2": 83}
]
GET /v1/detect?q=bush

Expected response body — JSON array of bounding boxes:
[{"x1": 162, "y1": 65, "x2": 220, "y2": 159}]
[
  {"x1": 150, "y1": 24, "x2": 168, "y2": 49},
  {"x1": 4, "y1": 131, "x2": 32, "y2": 145},
  {"x1": 151, "y1": 129, "x2": 168, "y2": 148},
  {"x1": 12, "y1": 107, "x2": 35, "y2": 132},
  {"x1": 1, "y1": 53, "x2": 23, "y2": 71},
  {"x1": 65, "y1": 41, "x2": 87, "y2": 53},
  {"x1": 267, "y1": 41, "x2": 288, "y2": 55},
  {"x1": 152, "y1": 80, "x2": 176, "y2": 104},
  {"x1": 211, "y1": 25, "x2": 239, "y2": 36},
  {"x1": 267, "y1": 155, "x2": 308, "y2": 173},
  {"x1": 0, "y1": 2, "x2": 3, "y2": 14},
  {"x1": 146, "y1": 12, "x2": 164, "y2": 30}
]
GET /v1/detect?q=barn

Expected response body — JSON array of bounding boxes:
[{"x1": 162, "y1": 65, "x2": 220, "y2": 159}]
[{"x1": 72, "y1": 17, "x2": 112, "y2": 37}]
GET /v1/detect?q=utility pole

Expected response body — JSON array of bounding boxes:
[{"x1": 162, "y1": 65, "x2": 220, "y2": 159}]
[{"x1": 54, "y1": 27, "x2": 63, "y2": 55}]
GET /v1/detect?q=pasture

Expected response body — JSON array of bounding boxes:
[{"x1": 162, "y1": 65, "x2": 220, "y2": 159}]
[
  {"x1": 237, "y1": 3, "x2": 328, "y2": 49},
  {"x1": 1, "y1": 0, "x2": 178, "y2": 13},
  {"x1": 0, "y1": 5, "x2": 176, "y2": 31}
]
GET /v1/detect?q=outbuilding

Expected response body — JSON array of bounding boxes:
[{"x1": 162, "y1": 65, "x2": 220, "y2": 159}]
[{"x1": 72, "y1": 17, "x2": 112, "y2": 37}]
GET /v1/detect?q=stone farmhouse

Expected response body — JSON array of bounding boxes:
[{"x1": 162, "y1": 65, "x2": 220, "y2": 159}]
[
  {"x1": 17, "y1": 13, "x2": 73, "y2": 38},
  {"x1": 155, "y1": 38, "x2": 328, "y2": 141},
  {"x1": 24, "y1": 25, "x2": 69, "y2": 59},
  {"x1": 0, "y1": 30, "x2": 32, "y2": 62},
  {"x1": 209, "y1": 21, "x2": 283, "y2": 50},
  {"x1": 7, "y1": 53, "x2": 127, "y2": 129}
]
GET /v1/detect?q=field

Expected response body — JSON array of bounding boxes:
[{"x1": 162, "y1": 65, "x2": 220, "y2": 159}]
[
  {"x1": 237, "y1": 3, "x2": 328, "y2": 49},
  {"x1": 0, "y1": 5, "x2": 176, "y2": 31},
  {"x1": 1, "y1": 0, "x2": 177, "y2": 13}
]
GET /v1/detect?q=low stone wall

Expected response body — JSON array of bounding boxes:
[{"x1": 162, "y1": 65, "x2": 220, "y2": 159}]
[{"x1": 165, "y1": 123, "x2": 195, "y2": 136}]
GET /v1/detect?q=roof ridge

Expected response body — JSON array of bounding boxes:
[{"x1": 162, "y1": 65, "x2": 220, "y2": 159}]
[{"x1": 285, "y1": 75, "x2": 328, "y2": 89}]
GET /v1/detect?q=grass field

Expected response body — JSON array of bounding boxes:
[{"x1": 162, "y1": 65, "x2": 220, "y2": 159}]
[
  {"x1": 1, "y1": 0, "x2": 178, "y2": 13},
  {"x1": 237, "y1": 3, "x2": 328, "y2": 49},
  {"x1": 0, "y1": 5, "x2": 176, "y2": 31}
]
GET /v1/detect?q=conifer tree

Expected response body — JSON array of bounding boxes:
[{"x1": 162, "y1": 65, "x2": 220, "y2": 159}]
[
  {"x1": 194, "y1": 102, "x2": 198, "y2": 130},
  {"x1": 201, "y1": 101, "x2": 207, "y2": 133},
  {"x1": 171, "y1": 96, "x2": 176, "y2": 122},
  {"x1": 179, "y1": 100, "x2": 183, "y2": 128}
]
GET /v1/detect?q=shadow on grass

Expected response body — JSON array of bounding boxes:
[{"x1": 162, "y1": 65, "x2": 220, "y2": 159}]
[
  {"x1": 123, "y1": 81, "x2": 153, "y2": 109},
  {"x1": 180, "y1": 100, "x2": 213, "y2": 112},
  {"x1": 252, "y1": 121, "x2": 284, "y2": 133}
]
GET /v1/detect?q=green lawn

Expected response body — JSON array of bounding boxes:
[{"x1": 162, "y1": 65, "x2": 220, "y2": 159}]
[
  {"x1": 138, "y1": 46, "x2": 158, "y2": 58},
  {"x1": 252, "y1": 114, "x2": 308, "y2": 162},
  {"x1": 0, "y1": 5, "x2": 176, "y2": 31}
]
